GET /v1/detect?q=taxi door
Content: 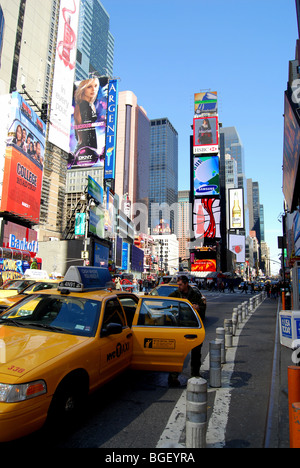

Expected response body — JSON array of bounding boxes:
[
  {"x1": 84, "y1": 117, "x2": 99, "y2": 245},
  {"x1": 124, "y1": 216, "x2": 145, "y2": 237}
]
[
  {"x1": 99, "y1": 297, "x2": 133, "y2": 383},
  {"x1": 130, "y1": 297, "x2": 205, "y2": 373}
]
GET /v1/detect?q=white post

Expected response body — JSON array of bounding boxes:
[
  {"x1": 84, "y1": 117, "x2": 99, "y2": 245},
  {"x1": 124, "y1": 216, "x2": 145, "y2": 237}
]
[{"x1": 186, "y1": 377, "x2": 207, "y2": 448}]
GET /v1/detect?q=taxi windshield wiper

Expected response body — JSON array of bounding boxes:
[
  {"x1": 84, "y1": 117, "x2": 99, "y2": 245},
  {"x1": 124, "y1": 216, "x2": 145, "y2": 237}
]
[
  {"x1": 0, "y1": 318, "x2": 27, "y2": 327},
  {"x1": 25, "y1": 322, "x2": 73, "y2": 334}
]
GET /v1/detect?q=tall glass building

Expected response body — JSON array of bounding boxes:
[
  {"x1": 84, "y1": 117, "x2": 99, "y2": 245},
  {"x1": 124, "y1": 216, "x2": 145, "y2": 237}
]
[
  {"x1": 220, "y1": 126, "x2": 246, "y2": 190},
  {"x1": 149, "y1": 118, "x2": 178, "y2": 233},
  {"x1": 75, "y1": 0, "x2": 114, "y2": 80}
]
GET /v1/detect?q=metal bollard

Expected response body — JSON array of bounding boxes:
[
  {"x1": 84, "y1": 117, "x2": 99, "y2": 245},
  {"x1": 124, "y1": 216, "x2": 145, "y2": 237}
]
[
  {"x1": 249, "y1": 298, "x2": 253, "y2": 313},
  {"x1": 232, "y1": 309, "x2": 237, "y2": 335},
  {"x1": 237, "y1": 305, "x2": 242, "y2": 326},
  {"x1": 244, "y1": 301, "x2": 248, "y2": 317},
  {"x1": 186, "y1": 377, "x2": 207, "y2": 448},
  {"x1": 241, "y1": 303, "x2": 246, "y2": 321},
  {"x1": 224, "y1": 319, "x2": 233, "y2": 348},
  {"x1": 216, "y1": 327, "x2": 225, "y2": 364},
  {"x1": 209, "y1": 340, "x2": 221, "y2": 388}
]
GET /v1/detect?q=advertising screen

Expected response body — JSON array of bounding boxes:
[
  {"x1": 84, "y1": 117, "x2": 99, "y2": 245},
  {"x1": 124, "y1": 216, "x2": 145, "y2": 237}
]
[
  {"x1": 48, "y1": 0, "x2": 80, "y2": 152},
  {"x1": 193, "y1": 198, "x2": 221, "y2": 239},
  {"x1": 1, "y1": 92, "x2": 45, "y2": 224},
  {"x1": 229, "y1": 188, "x2": 244, "y2": 230},
  {"x1": 194, "y1": 91, "x2": 218, "y2": 115},
  {"x1": 194, "y1": 155, "x2": 220, "y2": 196},
  {"x1": 191, "y1": 259, "x2": 216, "y2": 272},
  {"x1": 105, "y1": 79, "x2": 118, "y2": 180},
  {"x1": 68, "y1": 76, "x2": 108, "y2": 169},
  {"x1": 229, "y1": 234, "x2": 246, "y2": 263},
  {"x1": 193, "y1": 116, "x2": 219, "y2": 154},
  {"x1": 283, "y1": 93, "x2": 300, "y2": 211}
]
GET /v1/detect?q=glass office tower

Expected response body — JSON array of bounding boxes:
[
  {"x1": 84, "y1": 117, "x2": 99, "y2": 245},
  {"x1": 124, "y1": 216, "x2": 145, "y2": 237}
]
[
  {"x1": 76, "y1": 0, "x2": 114, "y2": 80},
  {"x1": 149, "y1": 118, "x2": 178, "y2": 233},
  {"x1": 220, "y1": 126, "x2": 246, "y2": 190}
]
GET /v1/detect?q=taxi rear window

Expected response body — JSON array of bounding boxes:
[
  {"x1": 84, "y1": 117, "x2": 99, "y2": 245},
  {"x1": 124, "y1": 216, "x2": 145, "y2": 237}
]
[{"x1": 0, "y1": 294, "x2": 101, "y2": 337}]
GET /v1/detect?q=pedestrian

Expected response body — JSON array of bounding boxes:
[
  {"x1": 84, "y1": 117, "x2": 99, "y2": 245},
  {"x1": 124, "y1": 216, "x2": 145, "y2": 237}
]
[
  {"x1": 229, "y1": 280, "x2": 235, "y2": 293},
  {"x1": 133, "y1": 277, "x2": 138, "y2": 292},
  {"x1": 115, "y1": 277, "x2": 121, "y2": 290},
  {"x1": 168, "y1": 275, "x2": 206, "y2": 385},
  {"x1": 241, "y1": 282, "x2": 248, "y2": 294},
  {"x1": 143, "y1": 278, "x2": 150, "y2": 294}
]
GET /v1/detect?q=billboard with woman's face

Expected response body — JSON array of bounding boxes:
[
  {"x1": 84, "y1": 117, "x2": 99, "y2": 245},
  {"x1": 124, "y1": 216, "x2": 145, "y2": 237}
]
[
  {"x1": 68, "y1": 76, "x2": 108, "y2": 169},
  {"x1": 193, "y1": 116, "x2": 219, "y2": 154},
  {"x1": 1, "y1": 92, "x2": 45, "y2": 224}
]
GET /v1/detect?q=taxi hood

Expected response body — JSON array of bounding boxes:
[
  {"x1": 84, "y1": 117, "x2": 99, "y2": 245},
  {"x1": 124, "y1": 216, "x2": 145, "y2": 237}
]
[{"x1": 0, "y1": 325, "x2": 89, "y2": 378}]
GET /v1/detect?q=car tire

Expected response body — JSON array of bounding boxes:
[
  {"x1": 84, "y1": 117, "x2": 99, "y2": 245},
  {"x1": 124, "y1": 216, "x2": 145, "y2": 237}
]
[{"x1": 47, "y1": 374, "x2": 88, "y2": 427}]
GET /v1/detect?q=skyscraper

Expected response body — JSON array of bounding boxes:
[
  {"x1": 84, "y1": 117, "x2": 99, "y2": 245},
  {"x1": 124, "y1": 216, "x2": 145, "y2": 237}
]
[
  {"x1": 220, "y1": 126, "x2": 246, "y2": 191},
  {"x1": 75, "y1": 0, "x2": 114, "y2": 80},
  {"x1": 149, "y1": 118, "x2": 178, "y2": 233}
]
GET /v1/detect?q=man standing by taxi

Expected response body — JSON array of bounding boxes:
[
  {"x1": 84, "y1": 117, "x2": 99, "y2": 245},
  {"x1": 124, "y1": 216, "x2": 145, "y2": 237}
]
[{"x1": 168, "y1": 276, "x2": 206, "y2": 385}]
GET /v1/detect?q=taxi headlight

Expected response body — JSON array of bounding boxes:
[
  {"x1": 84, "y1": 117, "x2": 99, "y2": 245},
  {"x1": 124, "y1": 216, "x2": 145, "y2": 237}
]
[{"x1": 0, "y1": 380, "x2": 47, "y2": 403}]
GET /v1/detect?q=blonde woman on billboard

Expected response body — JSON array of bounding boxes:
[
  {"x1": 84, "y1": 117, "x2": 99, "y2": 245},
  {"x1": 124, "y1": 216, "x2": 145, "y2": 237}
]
[{"x1": 74, "y1": 77, "x2": 99, "y2": 153}]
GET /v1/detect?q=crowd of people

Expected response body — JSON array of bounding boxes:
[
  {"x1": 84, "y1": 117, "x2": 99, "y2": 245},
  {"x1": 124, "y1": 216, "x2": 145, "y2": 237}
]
[{"x1": 12, "y1": 124, "x2": 44, "y2": 166}]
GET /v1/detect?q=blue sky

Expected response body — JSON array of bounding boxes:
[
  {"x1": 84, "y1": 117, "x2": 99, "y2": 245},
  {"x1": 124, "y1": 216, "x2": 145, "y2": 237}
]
[{"x1": 101, "y1": 0, "x2": 298, "y2": 274}]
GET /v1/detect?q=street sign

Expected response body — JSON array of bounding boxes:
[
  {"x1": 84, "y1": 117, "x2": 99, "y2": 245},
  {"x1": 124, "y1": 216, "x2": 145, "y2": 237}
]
[{"x1": 81, "y1": 250, "x2": 89, "y2": 260}]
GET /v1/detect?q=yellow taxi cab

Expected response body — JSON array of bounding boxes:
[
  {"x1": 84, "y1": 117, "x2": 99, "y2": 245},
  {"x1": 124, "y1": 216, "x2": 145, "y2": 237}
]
[
  {"x1": 0, "y1": 266, "x2": 205, "y2": 442},
  {"x1": 0, "y1": 279, "x2": 60, "y2": 313},
  {"x1": 0, "y1": 279, "x2": 36, "y2": 299}
]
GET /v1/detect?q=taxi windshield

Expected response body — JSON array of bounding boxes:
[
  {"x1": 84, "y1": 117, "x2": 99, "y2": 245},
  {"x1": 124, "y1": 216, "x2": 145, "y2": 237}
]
[
  {"x1": 1, "y1": 280, "x2": 35, "y2": 291},
  {"x1": 0, "y1": 294, "x2": 101, "y2": 337}
]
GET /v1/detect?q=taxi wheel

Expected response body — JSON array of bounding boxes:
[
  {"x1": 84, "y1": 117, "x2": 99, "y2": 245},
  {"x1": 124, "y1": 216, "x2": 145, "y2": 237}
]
[{"x1": 48, "y1": 374, "x2": 88, "y2": 425}]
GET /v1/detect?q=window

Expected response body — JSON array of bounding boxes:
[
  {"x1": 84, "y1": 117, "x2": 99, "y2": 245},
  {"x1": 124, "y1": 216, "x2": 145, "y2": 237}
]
[
  {"x1": 137, "y1": 299, "x2": 199, "y2": 328},
  {"x1": 102, "y1": 299, "x2": 126, "y2": 329}
]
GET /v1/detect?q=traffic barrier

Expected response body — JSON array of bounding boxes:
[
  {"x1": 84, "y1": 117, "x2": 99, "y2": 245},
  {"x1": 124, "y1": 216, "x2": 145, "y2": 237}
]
[
  {"x1": 249, "y1": 297, "x2": 253, "y2": 313},
  {"x1": 216, "y1": 327, "x2": 226, "y2": 363},
  {"x1": 291, "y1": 403, "x2": 300, "y2": 448},
  {"x1": 232, "y1": 309, "x2": 237, "y2": 335},
  {"x1": 224, "y1": 319, "x2": 233, "y2": 348},
  {"x1": 237, "y1": 305, "x2": 242, "y2": 327},
  {"x1": 209, "y1": 341, "x2": 221, "y2": 388},
  {"x1": 186, "y1": 377, "x2": 207, "y2": 448},
  {"x1": 288, "y1": 366, "x2": 300, "y2": 448},
  {"x1": 241, "y1": 303, "x2": 246, "y2": 321}
]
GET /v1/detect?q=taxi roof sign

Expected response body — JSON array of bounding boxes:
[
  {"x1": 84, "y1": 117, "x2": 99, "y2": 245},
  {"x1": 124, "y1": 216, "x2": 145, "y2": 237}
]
[{"x1": 58, "y1": 266, "x2": 112, "y2": 292}]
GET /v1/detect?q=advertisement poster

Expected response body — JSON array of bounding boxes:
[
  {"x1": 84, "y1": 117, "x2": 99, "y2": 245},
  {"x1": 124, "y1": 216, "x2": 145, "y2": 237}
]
[
  {"x1": 193, "y1": 198, "x2": 221, "y2": 239},
  {"x1": 193, "y1": 116, "x2": 219, "y2": 154},
  {"x1": 229, "y1": 234, "x2": 246, "y2": 263},
  {"x1": 68, "y1": 76, "x2": 108, "y2": 169},
  {"x1": 105, "y1": 79, "x2": 118, "y2": 180},
  {"x1": 191, "y1": 259, "x2": 217, "y2": 272},
  {"x1": 48, "y1": 0, "x2": 80, "y2": 152},
  {"x1": 194, "y1": 155, "x2": 220, "y2": 196},
  {"x1": 229, "y1": 188, "x2": 244, "y2": 230},
  {"x1": 1, "y1": 92, "x2": 45, "y2": 223},
  {"x1": 194, "y1": 91, "x2": 218, "y2": 115}
]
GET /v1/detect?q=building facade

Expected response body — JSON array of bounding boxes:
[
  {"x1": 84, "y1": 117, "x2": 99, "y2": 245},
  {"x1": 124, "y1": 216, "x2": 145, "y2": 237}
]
[{"x1": 149, "y1": 118, "x2": 178, "y2": 234}]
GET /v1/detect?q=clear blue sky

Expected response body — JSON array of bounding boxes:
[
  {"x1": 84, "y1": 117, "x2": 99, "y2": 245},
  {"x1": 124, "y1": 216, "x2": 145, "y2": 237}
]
[{"x1": 101, "y1": 0, "x2": 298, "y2": 274}]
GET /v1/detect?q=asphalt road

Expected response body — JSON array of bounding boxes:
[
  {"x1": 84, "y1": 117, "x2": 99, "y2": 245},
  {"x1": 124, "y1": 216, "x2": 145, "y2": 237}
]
[{"x1": 1, "y1": 289, "x2": 270, "y2": 449}]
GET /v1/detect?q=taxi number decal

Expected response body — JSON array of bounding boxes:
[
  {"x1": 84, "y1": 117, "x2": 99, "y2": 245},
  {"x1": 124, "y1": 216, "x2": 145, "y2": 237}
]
[
  {"x1": 144, "y1": 339, "x2": 176, "y2": 350},
  {"x1": 107, "y1": 342, "x2": 130, "y2": 362},
  {"x1": 7, "y1": 365, "x2": 26, "y2": 373}
]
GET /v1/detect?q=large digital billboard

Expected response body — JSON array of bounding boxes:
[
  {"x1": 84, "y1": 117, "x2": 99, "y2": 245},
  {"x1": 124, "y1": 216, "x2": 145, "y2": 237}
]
[
  {"x1": 48, "y1": 0, "x2": 80, "y2": 152},
  {"x1": 193, "y1": 116, "x2": 219, "y2": 154},
  {"x1": 1, "y1": 92, "x2": 45, "y2": 224},
  {"x1": 194, "y1": 155, "x2": 220, "y2": 196},
  {"x1": 105, "y1": 79, "x2": 118, "y2": 180},
  {"x1": 193, "y1": 198, "x2": 221, "y2": 239},
  {"x1": 68, "y1": 76, "x2": 108, "y2": 169},
  {"x1": 229, "y1": 188, "x2": 244, "y2": 230},
  {"x1": 194, "y1": 91, "x2": 218, "y2": 115},
  {"x1": 283, "y1": 93, "x2": 300, "y2": 211}
]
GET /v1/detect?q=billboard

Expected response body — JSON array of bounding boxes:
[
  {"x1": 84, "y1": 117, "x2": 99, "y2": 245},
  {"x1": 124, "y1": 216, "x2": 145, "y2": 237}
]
[
  {"x1": 68, "y1": 76, "x2": 108, "y2": 169},
  {"x1": 283, "y1": 93, "x2": 300, "y2": 211},
  {"x1": 229, "y1": 188, "x2": 244, "y2": 230},
  {"x1": 191, "y1": 259, "x2": 216, "y2": 272},
  {"x1": 193, "y1": 198, "x2": 221, "y2": 239},
  {"x1": 194, "y1": 155, "x2": 220, "y2": 196},
  {"x1": 87, "y1": 175, "x2": 103, "y2": 205},
  {"x1": 229, "y1": 234, "x2": 246, "y2": 263},
  {"x1": 105, "y1": 79, "x2": 118, "y2": 180},
  {"x1": 193, "y1": 116, "x2": 219, "y2": 154},
  {"x1": 48, "y1": 0, "x2": 80, "y2": 152},
  {"x1": 1, "y1": 92, "x2": 45, "y2": 223},
  {"x1": 194, "y1": 91, "x2": 218, "y2": 115}
]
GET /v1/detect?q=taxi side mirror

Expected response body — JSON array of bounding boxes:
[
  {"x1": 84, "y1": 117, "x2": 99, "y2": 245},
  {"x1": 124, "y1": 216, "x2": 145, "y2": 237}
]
[{"x1": 101, "y1": 322, "x2": 123, "y2": 337}]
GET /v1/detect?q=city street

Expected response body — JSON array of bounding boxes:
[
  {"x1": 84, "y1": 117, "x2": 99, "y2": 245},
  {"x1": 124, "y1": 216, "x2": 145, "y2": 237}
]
[{"x1": 0, "y1": 290, "x2": 284, "y2": 449}]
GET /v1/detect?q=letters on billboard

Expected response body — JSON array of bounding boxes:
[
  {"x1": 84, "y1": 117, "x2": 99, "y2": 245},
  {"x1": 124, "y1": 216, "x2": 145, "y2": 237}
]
[
  {"x1": 194, "y1": 155, "x2": 220, "y2": 196},
  {"x1": 1, "y1": 92, "x2": 46, "y2": 224},
  {"x1": 193, "y1": 198, "x2": 221, "y2": 239},
  {"x1": 105, "y1": 80, "x2": 118, "y2": 180},
  {"x1": 68, "y1": 76, "x2": 108, "y2": 169},
  {"x1": 193, "y1": 116, "x2": 219, "y2": 154}
]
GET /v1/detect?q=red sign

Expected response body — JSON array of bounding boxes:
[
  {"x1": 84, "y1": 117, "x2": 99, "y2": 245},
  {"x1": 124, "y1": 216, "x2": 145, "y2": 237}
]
[
  {"x1": 1, "y1": 147, "x2": 43, "y2": 223},
  {"x1": 191, "y1": 260, "x2": 216, "y2": 272}
]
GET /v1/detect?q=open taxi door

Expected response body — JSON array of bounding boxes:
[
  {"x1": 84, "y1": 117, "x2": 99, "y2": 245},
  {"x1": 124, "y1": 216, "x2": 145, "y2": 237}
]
[{"x1": 130, "y1": 296, "x2": 205, "y2": 373}]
